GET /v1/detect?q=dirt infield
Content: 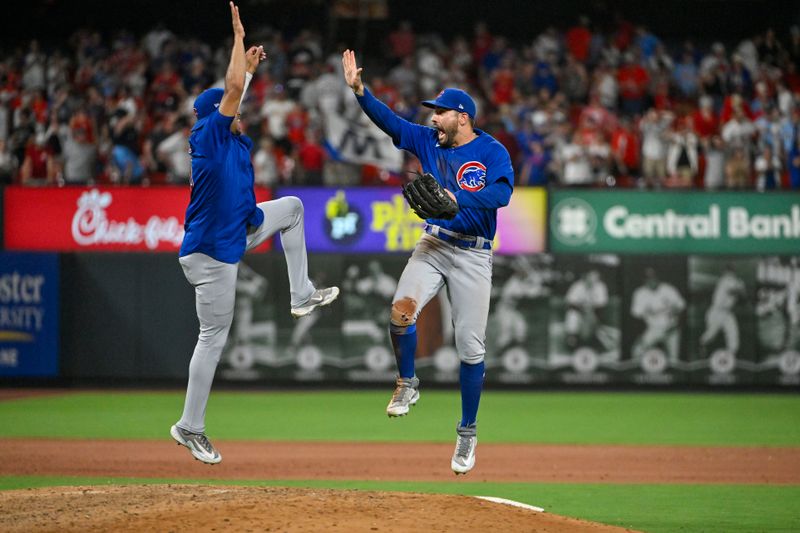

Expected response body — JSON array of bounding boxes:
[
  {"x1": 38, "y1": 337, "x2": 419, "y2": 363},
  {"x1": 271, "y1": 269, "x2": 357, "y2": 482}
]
[
  {"x1": 0, "y1": 485, "x2": 637, "y2": 532},
  {"x1": 3, "y1": 438, "x2": 799, "y2": 532},
  {"x1": 2, "y1": 390, "x2": 798, "y2": 531}
]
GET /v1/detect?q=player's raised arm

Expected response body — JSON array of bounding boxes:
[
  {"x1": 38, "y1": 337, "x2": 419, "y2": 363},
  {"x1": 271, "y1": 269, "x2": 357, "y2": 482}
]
[
  {"x1": 342, "y1": 49, "x2": 364, "y2": 96},
  {"x1": 219, "y1": 2, "x2": 246, "y2": 117},
  {"x1": 342, "y1": 49, "x2": 422, "y2": 149}
]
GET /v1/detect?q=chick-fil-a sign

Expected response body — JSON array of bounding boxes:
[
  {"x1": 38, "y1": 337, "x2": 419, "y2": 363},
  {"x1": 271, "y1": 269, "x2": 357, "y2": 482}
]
[{"x1": 3, "y1": 186, "x2": 272, "y2": 252}]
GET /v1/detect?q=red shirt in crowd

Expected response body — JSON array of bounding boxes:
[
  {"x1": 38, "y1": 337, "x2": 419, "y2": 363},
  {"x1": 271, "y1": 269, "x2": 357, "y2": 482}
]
[
  {"x1": 298, "y1": 141, "x2": 325, "y2": 172},
  {"x1": 617, "y1": 63, "x2": 649, "y2": 100},
  {"x1": 565, "y1": 25, "x2": 592, "y2": 62},
  {"x1": 611, "y1": 126, "x2": 640, "y2": 170},
  {"x1": 692, "y1": 108, "x2": 719, "y2": 138}
]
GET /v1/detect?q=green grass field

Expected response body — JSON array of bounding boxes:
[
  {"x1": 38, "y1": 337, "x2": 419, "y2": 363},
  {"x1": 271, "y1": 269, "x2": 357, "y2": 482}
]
[{"x1": 1, "y1": 390, "x2": 799, "y2": 532}]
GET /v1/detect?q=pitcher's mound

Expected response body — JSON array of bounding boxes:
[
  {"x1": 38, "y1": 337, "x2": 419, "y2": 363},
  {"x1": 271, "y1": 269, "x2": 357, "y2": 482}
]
[{"x1": 0, "y1": 485, "x2": 636, "y2": 532}]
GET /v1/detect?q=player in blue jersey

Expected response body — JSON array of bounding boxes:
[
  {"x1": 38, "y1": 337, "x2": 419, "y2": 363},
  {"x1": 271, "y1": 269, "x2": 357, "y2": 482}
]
[
  {"x1": 342, "y1": 50, "x2": 514, "y2": 474},
  {"x1": 170, "y1": 2, "x2": 339, "y2": 465}
]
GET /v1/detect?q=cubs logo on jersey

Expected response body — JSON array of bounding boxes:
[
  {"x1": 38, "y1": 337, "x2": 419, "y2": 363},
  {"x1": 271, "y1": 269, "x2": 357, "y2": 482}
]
[{"x1": 456, "y1": 161, "x2": 487, "y2": 192}]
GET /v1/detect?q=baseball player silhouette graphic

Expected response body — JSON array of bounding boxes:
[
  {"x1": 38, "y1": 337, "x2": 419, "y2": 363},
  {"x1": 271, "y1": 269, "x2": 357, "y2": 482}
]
[
  {"x1": 343, "y1": 49, "x2": 514, "y2": 475},
  {"x1": 170, "y1": 3, "x2": 338, "y2": 465}
]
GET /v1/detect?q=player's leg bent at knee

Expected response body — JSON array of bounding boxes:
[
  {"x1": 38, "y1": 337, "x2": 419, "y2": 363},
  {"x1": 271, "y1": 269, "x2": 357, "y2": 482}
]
[
  {"x1": 390, "y1": 297, "x2": 419, "y2": 379},
  {"x1": 247, "y1": 197, "x2": 315, "y2": 307}
]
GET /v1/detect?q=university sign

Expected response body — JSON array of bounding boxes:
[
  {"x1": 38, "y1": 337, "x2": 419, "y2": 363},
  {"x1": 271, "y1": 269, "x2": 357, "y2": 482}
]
[{"x1": 550, "y1": 190, "x2": 800, "y2": 254}]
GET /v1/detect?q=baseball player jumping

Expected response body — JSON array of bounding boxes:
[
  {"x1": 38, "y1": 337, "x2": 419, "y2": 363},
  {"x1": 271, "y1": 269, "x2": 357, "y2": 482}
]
[
  {"x1": 342, "y1": 50, "x2": 514, "y2": 474},
  {"x1": 171, "y1": 2, "x2": 338, "y2": 464}
]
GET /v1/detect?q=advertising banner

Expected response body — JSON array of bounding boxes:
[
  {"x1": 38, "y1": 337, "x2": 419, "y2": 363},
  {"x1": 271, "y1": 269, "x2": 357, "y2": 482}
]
[
  {"x1": 276, "y1": 186, "x2": 546, "y2": 255},
  {"x1": 753, "y1": 257, "x2": 800, "y2": 386},
  {"x1": 550, "y1": 190, "x2": 800, "y2": 254},
  {"x1": 547, "y1": 255, "x2": 622, "y2": 384},
  {"x1": 620, "y1": 256, "x2": 689, "y2": 384},
  {"x1": 686, "y1": 257, "x2": 758, "y2": 385},
  {"x1": 486, "y1": 254, "x2": 554, "y2": 384},
  {"x1": 0, "y1": 252, "x2": 59, "y2": 377},
  {"x1": 3, "y1": 186, "x2": 272, "y2": 252}
]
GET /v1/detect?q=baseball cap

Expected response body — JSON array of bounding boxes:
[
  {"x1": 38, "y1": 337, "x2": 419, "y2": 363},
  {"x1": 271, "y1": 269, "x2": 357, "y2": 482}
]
[
  {"x1": 421, "y1": 88, "x2": 476, "y2": 119},
  {"x1": 193, "y1": 88, "x2": 225, "y2": 119}
]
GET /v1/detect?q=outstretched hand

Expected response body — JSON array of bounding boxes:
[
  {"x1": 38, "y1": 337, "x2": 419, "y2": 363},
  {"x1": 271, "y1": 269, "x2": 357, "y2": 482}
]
[
  {"x1": 342, "y1": 49, "x2": 364, "y2": 96},
  {"x1": 245, "y1": 45, "x2": 266, "y2": 74},
  {"x1": 230, "y1": 1, "x2": 245, "y2": 38}
]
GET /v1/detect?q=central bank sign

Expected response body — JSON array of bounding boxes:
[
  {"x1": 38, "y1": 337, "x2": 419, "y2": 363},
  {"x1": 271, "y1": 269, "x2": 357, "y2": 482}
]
[{"x1": 550, "y1": 190, "x2": 800, "y2": 254}]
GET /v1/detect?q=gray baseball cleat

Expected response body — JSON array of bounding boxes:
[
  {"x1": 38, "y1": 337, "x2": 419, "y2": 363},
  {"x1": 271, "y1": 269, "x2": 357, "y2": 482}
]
[
  {"x1": 451, "y1": 423, "x2": 477, "y2": 475},
  {"x1": 291, "y1": 287, "x2": 340, "y2": 318},
  {"x1": 386, "y1": 376, "x2": 420, "y2": 417},
  {"x1": 170, "y1": 425, "x2": 222, "y2": 464}
]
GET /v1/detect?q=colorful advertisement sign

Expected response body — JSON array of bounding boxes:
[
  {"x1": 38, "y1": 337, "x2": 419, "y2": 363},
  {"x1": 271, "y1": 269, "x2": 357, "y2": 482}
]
[
  {"x1": 3, "y1": 186, "x2": 272, "y2": 252},
  {"x1": 276, "y1": 186, "x2": 546, "y2": 254},
  {"x1": 0, "y1": 252, "x2": 59, "y2": 377},
  {"x1": 550, "y1": 190, "x2": 800, "y2": 254}
]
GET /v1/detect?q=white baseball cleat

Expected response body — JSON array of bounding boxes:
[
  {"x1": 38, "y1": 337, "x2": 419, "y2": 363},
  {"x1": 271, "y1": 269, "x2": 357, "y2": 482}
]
[
  {"x1": 291, "y1": 287, "x2": 340, "y2": 318},
  {"x1": 170, "y1": 425, "x2": 222, "y2": 465},
  {"x1": 451, "y1": 423, "x2": 477, "y2": 475},
  {"x1": 386, "y1": 376, "x2": 420, "y2": 417}
]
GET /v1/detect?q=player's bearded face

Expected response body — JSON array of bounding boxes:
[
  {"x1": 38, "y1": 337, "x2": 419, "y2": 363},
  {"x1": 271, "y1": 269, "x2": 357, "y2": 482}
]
[{"x1": 432, "y1": 109, "x2": 459, "y2": 147}]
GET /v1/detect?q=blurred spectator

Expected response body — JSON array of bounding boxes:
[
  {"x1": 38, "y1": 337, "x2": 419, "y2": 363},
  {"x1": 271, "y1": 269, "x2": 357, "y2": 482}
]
[
  {"x1": 757, "y1": 28, "x2": 784, "y2": 68},
  {"x1": 261, "y1": 85, "x2": 294, "y2": 152},
  {"x1": 617, "y1": 51, "x2": 649, "y2": 116},
  {"x1": 518, "y1": 137, "x2": 551, "y2": 186},
  {"x1": 703, "y1": 135, "x2": 727, "y2": 190},
  {"x1": 557, "y1": 133, "x2": 593, "y2": 185},
  {"x1": 789, "y1": 136, "x2": 800, "y2": 189},
  {"x1": 560, "y1": 53, "x2": 589, "y2": 104},
  {"x1": 639, "y1": 109, "x2": 673, "y2": 188},
  {"x1": 666, "y1": 116, "x2": 699, "y2": 187},
  {"x1": 156, "y1": 116, "x2": 191, "y2": 184},
  {"x1": 692, "y1": 95, "x2": 719, "y2": 139},
  {"x1": 253, "y1": 137, "x2": 279, "y2": 187},
  {"x1": 296, "y1": 128, "x2": 326, "y2": 185},
  {"x1": 610, "y1": 117, "x2": 640, "y2": 184},
  {"x1": 725, "y1": 146, "x2": 750, "y2": 189},
  {"x1": 19, "y1": 130, "x2": 56, "y2": 185},
  {"x1": 754, "y1": 144, "x2": 782, "y2": 191},
  {"x1": 672, "y1": 51, "x2": 699, "y2": 99},
  {"x1": 109, "y1": 107, "x2": 144, "y2": 184},
  {"x1": 59, "y1": 113, "x2": 96, "y2": 185},
  {"x1": 721, "y1": 107, "x2": 756, "y2": 159},
  {"x1": 387, "y1": 21, "x2": 416, "y2": 63},
  {"x1": 0, "y1": 138, "x2": 17, "y2": 184},
  {"x1": 565, "y1": 16, "x2": 592, "y2": 63}
]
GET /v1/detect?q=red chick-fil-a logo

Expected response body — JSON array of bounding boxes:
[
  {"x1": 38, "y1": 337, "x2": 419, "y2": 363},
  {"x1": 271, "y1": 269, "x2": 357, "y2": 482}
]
[{"x1": 71, "y1": 189, "x2": 184, "y2": 249}]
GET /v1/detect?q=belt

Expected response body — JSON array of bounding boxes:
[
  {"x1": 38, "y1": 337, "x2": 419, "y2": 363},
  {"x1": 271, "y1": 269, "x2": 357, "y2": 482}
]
[{"x1": 424, "y1": 224, "x2": 492, "y2": 250}]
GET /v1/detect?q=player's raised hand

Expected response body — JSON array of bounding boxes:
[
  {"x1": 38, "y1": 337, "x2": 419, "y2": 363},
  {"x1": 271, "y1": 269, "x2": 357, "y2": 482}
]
[
  {"x1": 342, "y1": 49, "x2": 364, "y2": 96},
  {"x1": 245, "y1": 45, "x2": 266, "y2": 74},
  {"x1": 230, "y1": 1, "x2": 245, "y2": 38}
]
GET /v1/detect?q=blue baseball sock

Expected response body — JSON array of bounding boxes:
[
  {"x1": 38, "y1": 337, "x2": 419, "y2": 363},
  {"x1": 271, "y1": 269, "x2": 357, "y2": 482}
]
[
  {"x1": 459, "y1": 360, "x2": 485, "y2": 427},
  {"x1": 390, "y1": 324, "x2": 417, "y2": 379}
]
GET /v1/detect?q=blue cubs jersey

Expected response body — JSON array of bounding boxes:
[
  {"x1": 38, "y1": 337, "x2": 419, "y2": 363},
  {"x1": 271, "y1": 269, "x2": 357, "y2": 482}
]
[
  {"x1": 356, "y1": 88, "x2": 514, "y2": 240},
  {"x1": 180, "y1": 110, "x2": 264, "y2": 263}
]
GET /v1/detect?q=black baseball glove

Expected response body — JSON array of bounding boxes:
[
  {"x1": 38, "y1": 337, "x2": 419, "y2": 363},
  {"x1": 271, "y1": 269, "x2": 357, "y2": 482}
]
[{"x1": 402, "y1": 172, "x2": 459, "y2": 220}]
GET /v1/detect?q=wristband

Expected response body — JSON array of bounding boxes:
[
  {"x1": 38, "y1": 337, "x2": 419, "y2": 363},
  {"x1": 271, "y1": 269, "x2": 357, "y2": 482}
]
[{"x1": 239, "y1": 71, "x2": 253, "y2": 109}]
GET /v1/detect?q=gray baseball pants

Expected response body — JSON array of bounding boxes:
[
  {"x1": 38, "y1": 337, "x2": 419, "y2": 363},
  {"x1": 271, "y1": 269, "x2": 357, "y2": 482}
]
[
  {"x1": 391, "y1": 233, "x2": 492, "y2": 363},
  {"x1": 176, "y1": 197, "x2": 315, "y2": 434}
]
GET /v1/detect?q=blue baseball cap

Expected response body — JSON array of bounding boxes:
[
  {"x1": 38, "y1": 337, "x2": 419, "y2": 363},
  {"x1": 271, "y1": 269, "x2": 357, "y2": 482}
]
[
  {"x1": 193, "y1": 88, "x2": 224, "y2": 119},
  {"x1": 421, "y1": 88, "x2": 476, "y2": 119}
]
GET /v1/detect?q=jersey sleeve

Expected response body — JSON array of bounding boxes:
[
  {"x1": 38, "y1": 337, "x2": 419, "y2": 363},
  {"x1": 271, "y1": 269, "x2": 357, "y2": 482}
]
[{"x1": 356, "y1": 87, "x2": 430, "y2": 155}]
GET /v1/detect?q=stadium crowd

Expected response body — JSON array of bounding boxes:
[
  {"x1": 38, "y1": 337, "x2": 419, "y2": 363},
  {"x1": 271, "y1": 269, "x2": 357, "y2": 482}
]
[{"x1": 1, "y1": 15, "x2": 800, "y2": 190}]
